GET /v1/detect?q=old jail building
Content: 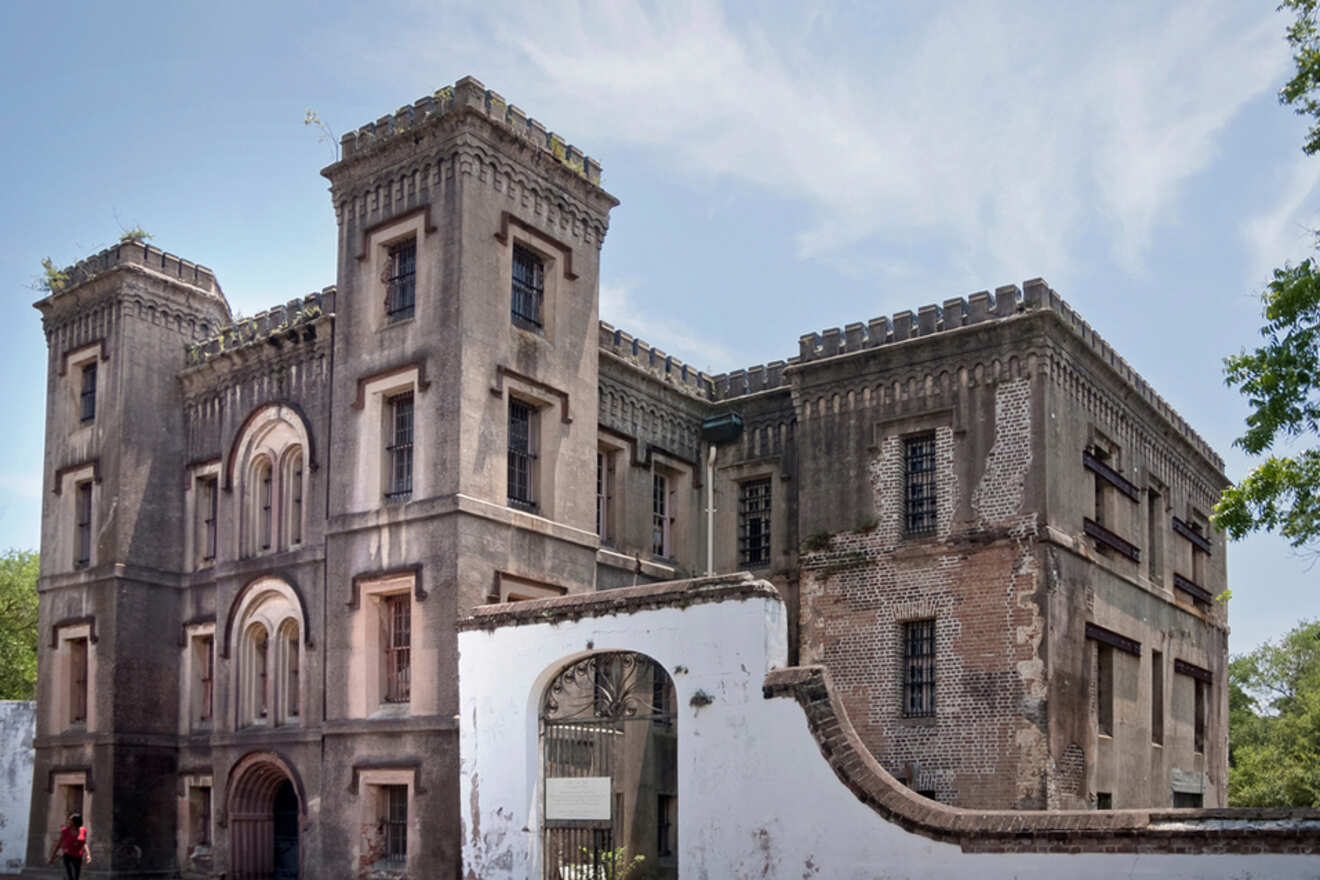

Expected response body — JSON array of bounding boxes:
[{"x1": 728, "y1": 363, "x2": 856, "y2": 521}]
[{"x1": 27, "y1": 76, "x2": 1229, "y2": 878}]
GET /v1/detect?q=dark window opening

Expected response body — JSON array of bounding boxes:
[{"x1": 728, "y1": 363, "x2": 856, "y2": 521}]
[
  {"x1": 74, "y1": 481, "x2": 92, "y2": 569},
  {"x1": 386, "y1": 394, "x2": 414, "y2": 503},
  {"x1": 381, "y1": 785, "x2": 408, "y2": 865},
  {"x1": 657, "y1": 794, "x2": 676, "y2": 858},
  {"x1": 1152, "y1": 650, "x2": 1164, "y2": 745},
  {"x1": 596, "y1": 452, "x2": 613, "y2": 541},
  {"x1": 1194, "y1": 679, "x2": 1207, "y2": 754},
  {"x1": 69, "y1": 637, "x2": 88, "y2": 724},
  {"x1": 385, "y1": 239, "x2": 416, "y2": 321},
  {"x1": 198, "y1": 635, "x2": 214, "y2": 722},
  {"x1": 259, "y1": 462, "x2": 273, "y2": 550},
  {"x1": 507, "y1": 399, "x2": 537, "y2": 511},
  {"x1": 290, "y1": 455, "x2": 303, "y2": 545},
  {"x1": 511, "y1": 244, "x2": 544, "y2": 330},
  {"x1": 192, "y1": 786, "x2": 212, "y2": 847},
  {"x1": 1097, "y1": 643, "x2": 1114, "y2": 737},
  {"x1": 1173, "y1": 791, "x2": 1203, "y2": 808},
  {"x1": 201, "y1": 477, "x2": 218, "y2": 562},
  {"x1": 904, "y1": 434, "x2": 938, "y2": 536},
  {"x1": 384, "y1": 595, "x2": 411, "y2": 703},
  {"x1": 1096, "y1": 792, "x2": 1113, "y2": 810},
  {"x1": 255, "y1": 629, "x2": 268, "y2": 718},
  {"x1": 738, "y1": 478, "x2": 772, "y2": 567},
  {"x1": 80, "y1": 362, "x2": 97, "y2": 423},
  {"x1": 652, "y1": 472, "x2": 669, "y2": 557},
  {"x1": 902, "y1": 619, "x2": 936, "y2": 717},
  {"x1": 1147, "y1": 489, "x2": 1163, "y2": 582},
  {"x1": 286, "y1": 628, "x2": 300, "y2": 718}
]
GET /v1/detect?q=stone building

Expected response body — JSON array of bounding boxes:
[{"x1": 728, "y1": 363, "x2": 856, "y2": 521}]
[{"x1": 26, "y1": 76, "x2": 1228, "y2": 878}]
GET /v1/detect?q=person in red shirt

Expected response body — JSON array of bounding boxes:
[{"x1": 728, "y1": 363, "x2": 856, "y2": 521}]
[{"x1": 48, "y1": 812, "x2": 91, "y2": 880}]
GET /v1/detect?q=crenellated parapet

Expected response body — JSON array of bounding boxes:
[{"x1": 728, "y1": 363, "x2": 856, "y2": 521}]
[
  {"x1": 49, "y1": 240, "x2": 222, "y2": 298},
  {"x1": 790, "y1": 278, "x2": 1223, "y2": 472},
  {"x1": 598, "y1": 321, "x2": 715, "y2": 398},
  {"x1": 338, "y1": 76, "x2": 603, "y2": 186},
  {"x1": 185, "y1": 288, "x2": 335, "y2": 367}
]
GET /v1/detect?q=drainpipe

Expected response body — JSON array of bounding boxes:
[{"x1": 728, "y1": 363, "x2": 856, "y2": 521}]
[
  {"x1": 699, "y1": 412, "x2": 744, "y2": 577},
  {"x1": 706, "y1": 444, "x2": 717, "y2": 575}
]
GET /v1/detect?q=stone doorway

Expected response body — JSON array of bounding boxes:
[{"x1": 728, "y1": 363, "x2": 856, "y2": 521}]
[{"x1": 228, "y1": 754, "x2": 300, "y2": 880}]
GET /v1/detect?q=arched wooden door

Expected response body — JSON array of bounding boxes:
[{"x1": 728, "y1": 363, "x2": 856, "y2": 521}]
[
  {"x1": 541, "y1": 652, "x2": 678, "y2": 879},
  {"x1": 229, "y1": 756, "x2": 299, "y2": 880}
]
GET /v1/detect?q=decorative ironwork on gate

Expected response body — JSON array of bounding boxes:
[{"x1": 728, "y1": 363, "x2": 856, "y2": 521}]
[{"x1": 541, "y1": 652, "x2": 678, "y2": 880}]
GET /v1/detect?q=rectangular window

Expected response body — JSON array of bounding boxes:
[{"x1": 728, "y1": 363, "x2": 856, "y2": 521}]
[
  {"x1": 80, "y1": 362, "x2": 97, "y2": 423},
  {"x1": 190, "y1": 786, "x2": 212, "y2": 848},
  {"x1": 74, "y1": 481, "x2": 92, "y2": 569},
  {"x1": 652, "y1": 472, "x2": 669, "y2": 557},
  {"x1": 1194, "y1": 679, "x2": 1207, "y2": 754},
  {"x1": 290, "y1": 458, "x2": 303, "y2": 545},
  {"x1": 657, "y1": 794, "x2": 676, "y2": 858},
  {"x1": 69, "y1": 637, "x2": 88, "y2": 725},
  {"x1": 1096, "y1": 792, "x2": 1112, "y2": 810},
  {"x1": 383, "y1": 595, "x2": 411, "y2": 703},
  {"x1": 902, "y1": 619, "x2": 936, "y2": 717},
  {"x1": 738, "y1": 478, "x2": 772, "y2": 567},
  {"x1": 596, "y1": 452, "x2": 613, "y2": 541},
  {"x1": 197, "y1": 635, "x2": 214, "y2": 722},
  {"x1": 1151, "y1": 650, "x2": 1164, "y2": 745},
  {"x1": 507, "y1": 399, "x2": 538, "y2": 511},
  {"x1": 259, "y1": 464, "x2": 273, "y2": 550},
  {"x1": 1147, "y1": 489, "x2": 1163, "y2": 582},
  {"x1": 1173, "y1": 791, "x2": 1203, "y2": 808},
  {"x1": 386, "y1": 394, "x2": 414, "y2": 503},
  {"x1": 201, "y1": 477, "x2": 218, "y2": 562},
  {"x1": 63, "y1": 785, "x2": 84, "y2": 822},
  {"x1": 511, "y1": 244, "x2": 544, "y2": 330},
  {"x1": 1097, "y1": 643, "x2": 1114, "y2": 737},
  {"x1": 903, "y1": 434, "x2": 938, "y2": 536},
  {"x1": 385, "y1": 239, "x2": 416, "y2": 321},
  {"x1": 381, "y1": 785, "x2": 408, "y2": 866}
]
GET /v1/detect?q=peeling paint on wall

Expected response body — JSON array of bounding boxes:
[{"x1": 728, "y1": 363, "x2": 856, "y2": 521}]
[{"x1": 0, "y1": 701, "x2": 35, "y2": 874}]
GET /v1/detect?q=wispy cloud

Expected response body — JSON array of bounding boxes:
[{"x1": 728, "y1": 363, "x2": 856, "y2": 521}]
[
  {"x1": 1242, "y1": 152, "x2": 1320, "y2": 285},
  {"x1": 378, "y1": 0, "x2": 1289, "y2": 288}
]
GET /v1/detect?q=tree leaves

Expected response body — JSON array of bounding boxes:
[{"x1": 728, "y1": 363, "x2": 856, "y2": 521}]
[{"x1": 0, "y1": 548, "x2": 39, "y2": 700}]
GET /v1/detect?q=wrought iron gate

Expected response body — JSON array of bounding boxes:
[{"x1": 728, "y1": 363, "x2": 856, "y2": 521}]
[{"x1": 541, "y1": 652, "x2": 677, "y2": 880}]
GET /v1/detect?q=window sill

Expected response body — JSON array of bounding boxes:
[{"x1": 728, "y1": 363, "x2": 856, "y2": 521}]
[
  {"x1": 382, "y1": 315, "x2": 415, "y2": 330},
  {"x1": 370, "y1": 703, "x2": 412, "y2": 721},
  {"x1": 895, "y1": 714, "x2": 937, "y2": 727}
]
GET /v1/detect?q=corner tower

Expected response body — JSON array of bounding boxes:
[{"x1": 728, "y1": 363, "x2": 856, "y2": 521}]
[
  {"x1": 318, "y1": 78, "x2": 617, "y2": 873},
  {"x1": 29, "y1": 242, "x2": 230, "y2": 874}
]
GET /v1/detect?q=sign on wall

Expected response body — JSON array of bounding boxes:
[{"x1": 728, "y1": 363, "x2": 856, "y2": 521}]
[{"x1": 545, "y1": 777, "x2": 611, "y2": 821}]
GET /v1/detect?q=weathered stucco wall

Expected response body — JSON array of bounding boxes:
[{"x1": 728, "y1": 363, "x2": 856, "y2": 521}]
[
  {"x1": 457, "y1": 576, "x2": 1319, "y2": 879},
  {"x1": 0, "y1": 702, "x2": 35, "y2": 875}
]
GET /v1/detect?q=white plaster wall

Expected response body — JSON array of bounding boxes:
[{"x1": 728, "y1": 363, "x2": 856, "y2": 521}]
[
  {"x1": 0, "y1": 701, "x2": 35, "y2": 874},
  {"x1": 458, "y1": 595, "x2": 1320, "y2": 880}
]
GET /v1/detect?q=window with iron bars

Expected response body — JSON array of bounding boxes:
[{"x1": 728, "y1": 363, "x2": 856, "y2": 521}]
[
  {"x1": 738, "y1": 478, "x2": 772, "y2": 567},
  {"x1": 201, "y1": 477, "x2": 218, "y2": 562},
  {"x1": 258, "y1": 461, "x2": 273, "y2": 550},
  {"x1": 74, "y1": 481, "x2": 92, "y2": 569},
  {"x1": 383, "y1": 595, "x2": 411, "y2": 703},
  {"x1": 507, "y1": 399, "x2": 537, "y2": 511},
  {"x1": 386, "y1": 394, "x2": 413, "y2": 503},
  {"x1": 379, "y1": 785, "x2": 408, "y2": 866},
  {"x1": 902, "y1": 619, "x2": 936, "y2": 717},
  {"x1": 903, "y1": 434, "x2": 938, "y2": 536},
  {"x1": 80, "y1": 362, "x2": 97, "y2": 423},
  {"x1": 511, "y1": 244, "x2": 544, "y2": 330},
  {"x1": 198, "y1": 634, "x2": 214, "y2": 722},
  {"x1": 652, "y1": 472, "x2": 669, "y2": 557},
  {"x1": 384, "y1": 239, "x2": 416, "y2": 322}
]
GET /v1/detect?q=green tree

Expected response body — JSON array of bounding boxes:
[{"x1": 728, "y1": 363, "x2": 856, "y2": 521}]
[
  {"x1": 1215, "y1": 1, "x2": 1320, "y2": 548},
  {"x1": 0, "y1": 549, "x2": 39, "y2": 700},
  {"x1": 1228, "y1": 619, "x2": 1320, "y2": 806}
]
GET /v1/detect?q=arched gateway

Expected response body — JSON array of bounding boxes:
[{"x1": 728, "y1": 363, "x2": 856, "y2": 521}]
[
  {"x1": 540, "y1": 651, "x2": 678, "y2": 879},
  {"x1": 227, "y1": 753, "x2": 301, "y2": 880}
]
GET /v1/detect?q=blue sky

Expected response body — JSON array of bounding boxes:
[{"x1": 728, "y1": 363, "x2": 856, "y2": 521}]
[{"x1": 1, "y1": 0, "x2": 1314, "y2": 654}]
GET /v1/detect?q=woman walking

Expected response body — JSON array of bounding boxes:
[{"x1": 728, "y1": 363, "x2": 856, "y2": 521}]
[{"x1": 48, "y1": 812, "x2": 92, "y2": 880}]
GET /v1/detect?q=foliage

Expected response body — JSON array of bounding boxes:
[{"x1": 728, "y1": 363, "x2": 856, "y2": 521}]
[
  {"x1": 1228, "y1": 618, "x2": 1320, "y2": 806},
  {"x1": 33, "y1": 257, "x2": 68, "y2": 293},
  {"x1": 1214, "y1": 2, "x2": 1320, "y2": 548},
  {"x1": 0, "y1": 549, "x2": 39, "y2": 700},
  {"x1": 117, "y1": 225, "x2": 153, "y2": 244},
  {"x1": 572, "y1": 846, "x2": 645, "y2": 880},
  {"x1": 1281, "y1": 0, "x2": 1320, "y2": 155},
  {"x1": 304, "y1": 109, "x2": 340, "y2": 161}
]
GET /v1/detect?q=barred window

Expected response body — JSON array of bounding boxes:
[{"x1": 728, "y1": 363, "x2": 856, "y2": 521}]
[
  {"x1": 652, "y1": 472, "x2": 669, "y2": 557},
  {"x1": 386, "y1": 394, "x2": 413, "y2": 503},
  {"x1": 902, "y1": 619, "x2": 935, "y2": 717},
  {"x1": 74, "y1": 481, "x2": 92, "y2": 568},
  {"x1": 507, "y1": 399, "x2": 538, "y2": 511},
  {"x1": 258, "y1": 461, "x2": 273, "y2": 550},
  {"x1": 201, "y1": 477, "x2": 218, "y2": 562},
  {"x1": 69, "y1": 637, "x2": 88, "y2": 724},
  {"x1": 903, "y1": 434, "x2": 938, "y2": 536},
  {"x1": 511, "y1": 244, "x2": 544, "y2": 330},
  {"x1": 80, "y1": 362, "x2": 97, "y2": 423},
  {"x1": 738, "y1": 478, "x2": 772, "y2": 567},
  {"x1": 380, "y1": 785, "x2": 408, "y2": 865},
  {"x1": 198, "y1": 635, "x2": 214, "y2": 722},
  {"x1": 596, "y1": 452, "x2": 613, "y2": 541},
  {"x1": 383, "y1": 595, "x2": 411, "y2": 703},
  {"x1": 385, "y1": 239, "x2": 416, "y2": 321}
]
